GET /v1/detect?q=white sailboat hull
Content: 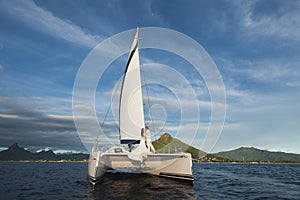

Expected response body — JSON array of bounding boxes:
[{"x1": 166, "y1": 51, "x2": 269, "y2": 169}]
[{"x1": 88, "y1": 150, "x2": 194, "y2": 185}]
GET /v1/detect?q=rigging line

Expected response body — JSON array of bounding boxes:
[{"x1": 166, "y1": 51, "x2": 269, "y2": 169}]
[
  {"x1": 94, "y1": 99, "x2": 112, "y2": 149},
  {"x1": 141, "y1": 64, "x2": 156, "y2": 140},
  {"x1": 95, "y1": 77, "x2": 123, "y2": 148},
  {"x1": 137, "y1": 30, "x2": 156, "y2": 139}
]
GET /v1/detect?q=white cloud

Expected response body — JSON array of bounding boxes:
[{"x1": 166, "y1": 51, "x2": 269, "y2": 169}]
[
  {"x1": 240, "y1": 62, "x2": 299, "y2": 84},
  {"x1": 211, "y1": 53, "x2": 300, "y2": 153},
  {"x1": 2, "y1": 0, "x2": 103, "y2": 48},
  {"x1": 0, "y1": 147, "x2": 7, "y2": 151},
  {"x1": 218, "y1": 56, "x2": 300, "y2": 87},
  {"x1": 286, "y1": 81, "x2": 300, "y2": 87},
  {"x1": 212, "y1": 79, "x2": 300, "y2": 153},
  {"x1": 241, "y1": 1, "x2": 300, "y2": 41},
  {"x1": 0, "y1": 64, "x2": 3, "y2": 78},
  {"x1": 216, "y1": 102, "x2": 300, "y2": 153}
]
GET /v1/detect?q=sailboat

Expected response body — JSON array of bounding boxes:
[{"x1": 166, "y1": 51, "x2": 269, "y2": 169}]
[{"x1": 88, "y1": 28, "x2": 194, "y2": 185}]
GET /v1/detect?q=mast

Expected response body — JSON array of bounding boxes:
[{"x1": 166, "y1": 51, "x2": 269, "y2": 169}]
[{"x1": 119, "y1": 27, "x2": 145, "y2": 144}]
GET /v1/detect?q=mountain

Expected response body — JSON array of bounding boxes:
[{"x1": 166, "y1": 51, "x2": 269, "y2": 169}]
[
  {"x1": 153, "y1": 135, "x2": 300, "y2": 163},
  {"x1": 152, "y1": 133, "x2": 206, "y2": 158},
  {"x1": 2, "y1": 142, "x2": 300, "y2": 163},
  {"x1": 36, "y1": 149, "x2": 57, "y2": 159},
  {"x1": 212, "y1": 147, "x2": 300, "y2": 163},
  {"x1": 0, "y1": 143, "x2": 89, "y2": 161},
  {"x1": 0, "y1": 143, "x2": 35, "y2": 160}
]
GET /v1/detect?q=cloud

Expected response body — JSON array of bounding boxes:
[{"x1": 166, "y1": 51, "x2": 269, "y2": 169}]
[
  {"x1": 0, "y1": 97, "x2": 85, "y2": 152},
  {"x1": 212, "y1": 52, "x2": 300, "y2": 153},
  {"x1": 240, "y1": 1, "x2": 300, "y2": 41},
  {"x1": 0, "y1": 68, "x2": 74, "y2": 110},
  {"x1": 216, "y1": 95, "x2": 300, "y2": 153},
  {"x1": 0, "y1": 64, "x2": 3, "y2": 76},
  {"x1": 1, "y1": 0, "x2": 103, "y2": 48},
  {"x1": 217, "y1": 56, "x2": 300, "y2": 89},
  {"x1": 211, "y1": 72, "x2": 300, "y2": 153}
]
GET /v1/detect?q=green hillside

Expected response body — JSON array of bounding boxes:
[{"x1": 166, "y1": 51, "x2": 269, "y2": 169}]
[
  {"x1": 152, "y1": 133, "x2": 206, "y2": 158},
  {"x1": 213, "y1": 147, "x2": 300, "y2": 163}
]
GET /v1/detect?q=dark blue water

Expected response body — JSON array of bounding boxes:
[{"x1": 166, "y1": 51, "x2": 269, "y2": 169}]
[{"x1": 0, "y1": 162, "x2": 299, "y2": 199}]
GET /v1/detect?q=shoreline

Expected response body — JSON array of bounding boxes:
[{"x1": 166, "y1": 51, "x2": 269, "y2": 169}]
[
  {"x1": 1, "y1": 160, "x2": 300, "y2": 164},
  {"x1": 195, "y1": 161, "x2": 300, "y2": 164},
  {"x1": 0, "y1": 160, "x2": 88, "y2": 163}
]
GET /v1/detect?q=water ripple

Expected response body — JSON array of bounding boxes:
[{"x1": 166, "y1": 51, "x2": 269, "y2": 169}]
[{"x1": 0, "y1": 162, "x2": 300, "y2": 199}]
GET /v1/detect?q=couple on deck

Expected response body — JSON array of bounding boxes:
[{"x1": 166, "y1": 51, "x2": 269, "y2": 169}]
[{"x1": 141, "y1": 126, "x2": 156, "y2": 153}]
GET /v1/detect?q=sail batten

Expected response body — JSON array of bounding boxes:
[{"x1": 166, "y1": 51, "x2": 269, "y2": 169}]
[{"x1": 119, "y1": 29, "x2": 145, "y2": 144}]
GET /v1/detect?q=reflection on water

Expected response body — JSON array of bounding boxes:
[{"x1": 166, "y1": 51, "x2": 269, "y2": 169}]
[{"x1": 88, "y1": 172, "x2": 197, "y2": 200}]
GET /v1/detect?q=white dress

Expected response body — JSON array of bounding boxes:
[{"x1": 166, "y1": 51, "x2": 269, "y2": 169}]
[{"x1": 145, "y1": 129, "x2": 156, "y2": 153}]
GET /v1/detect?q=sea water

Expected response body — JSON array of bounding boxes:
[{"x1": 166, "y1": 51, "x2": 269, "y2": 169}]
[{"x1": 0, "y1": 162, "x2": 299, "y2": 199}]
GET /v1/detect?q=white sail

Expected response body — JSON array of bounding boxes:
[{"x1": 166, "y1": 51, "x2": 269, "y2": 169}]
[{"x1": 119, "y1": 28, "x2": 145, "y2": 144}]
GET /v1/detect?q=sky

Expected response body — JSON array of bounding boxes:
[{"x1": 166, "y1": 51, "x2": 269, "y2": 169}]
[{"x1": 0, "y1": 0, "x2": 299, "y2": 154}]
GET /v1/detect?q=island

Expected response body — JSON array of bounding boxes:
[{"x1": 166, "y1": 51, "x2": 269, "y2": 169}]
[{"x1": 1, "y1": 133, "x2": 300, "y2": 163}]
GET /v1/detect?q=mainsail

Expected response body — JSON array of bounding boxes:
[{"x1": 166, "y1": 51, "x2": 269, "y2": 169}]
[{"x1": 119, "y1": 28, "x2": 145, "y2": 144}]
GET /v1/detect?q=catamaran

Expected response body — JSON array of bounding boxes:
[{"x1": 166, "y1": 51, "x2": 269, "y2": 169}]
[{"x1": 88, "y1": 28, "x2": 194, "y2": 185}]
